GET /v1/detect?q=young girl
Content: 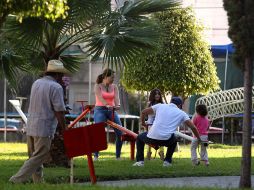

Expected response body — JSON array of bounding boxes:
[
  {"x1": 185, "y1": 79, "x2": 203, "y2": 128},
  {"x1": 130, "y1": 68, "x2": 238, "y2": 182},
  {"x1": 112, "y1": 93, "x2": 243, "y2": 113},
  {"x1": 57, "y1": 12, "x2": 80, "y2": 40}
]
[
  {"x1": 191, "y1": 104, "x2": 210, "y2": 166},
  {"x1": 146, "y1": 88, "x2": 164, "y2": 160}
]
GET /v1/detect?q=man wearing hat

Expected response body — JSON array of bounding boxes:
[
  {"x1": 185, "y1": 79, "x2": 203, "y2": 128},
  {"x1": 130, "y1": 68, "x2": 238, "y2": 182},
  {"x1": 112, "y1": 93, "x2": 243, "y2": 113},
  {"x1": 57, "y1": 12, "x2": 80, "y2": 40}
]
[
  {"x1": 9, "y1": 60, "x2": 69, "y2": 183},
  {"x1": 133, "y1": 97, "x2": 201, "y2": 167}
]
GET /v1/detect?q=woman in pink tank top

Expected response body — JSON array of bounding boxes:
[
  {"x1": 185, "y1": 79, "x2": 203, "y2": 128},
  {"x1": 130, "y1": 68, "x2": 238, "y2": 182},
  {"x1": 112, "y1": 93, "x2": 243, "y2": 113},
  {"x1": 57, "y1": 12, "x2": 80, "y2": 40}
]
[{"x1": 93, "y1": 69, "x2": 123, "y2": 160}]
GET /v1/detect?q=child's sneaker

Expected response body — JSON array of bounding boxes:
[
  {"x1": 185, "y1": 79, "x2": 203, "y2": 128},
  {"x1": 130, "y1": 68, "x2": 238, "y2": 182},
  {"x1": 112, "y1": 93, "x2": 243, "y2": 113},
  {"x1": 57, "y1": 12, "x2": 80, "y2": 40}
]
[
  {"x1": 163, "y1": 161, "x2": 172, "y2": 167},
  {"x1": 132, "y1": 161, "x2": 144, "y2": 167}
]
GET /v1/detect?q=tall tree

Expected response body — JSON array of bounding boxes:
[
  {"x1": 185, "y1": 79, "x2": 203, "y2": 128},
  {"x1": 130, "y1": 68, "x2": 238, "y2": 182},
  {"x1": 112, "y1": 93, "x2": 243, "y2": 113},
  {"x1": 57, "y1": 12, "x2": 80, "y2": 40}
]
[
  {"x1": 223, "y1": 1, "x2": 254, "y2": 188},
  {"x1": 121, "y1": 7, "x2": 220, "y2": 100}
]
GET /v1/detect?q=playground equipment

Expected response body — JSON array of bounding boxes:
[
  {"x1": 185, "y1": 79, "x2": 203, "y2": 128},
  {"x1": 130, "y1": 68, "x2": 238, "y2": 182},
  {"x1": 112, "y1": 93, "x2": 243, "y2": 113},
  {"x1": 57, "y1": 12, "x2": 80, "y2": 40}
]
[
  {"x1": 64, "y1": 105, "x2": 139, "y2": 184},
  {"x1": 195, "y1": 86, "x2": 254, "y2": 143},
  {"x1": 106, "y1": 107, "x2": 137, "y2": 160},
  {"x1": 9, "y1": 100, "x2": 27, "y2": 124},
  {"x1": 8, "y1": 99, "x2": 205, "y2": 184},
  {"x1": 63, "y1": 105, "x2": 205, "y2": 184},
  {"x1": 195, "y1": 86, "x2": 254, "y2": 121},
  {"x1": 65, "y1": 105, "x2": 99, "y2": 184},
  {"x1": 64, "y1": 121, "x2": 107, "y2": 184}
]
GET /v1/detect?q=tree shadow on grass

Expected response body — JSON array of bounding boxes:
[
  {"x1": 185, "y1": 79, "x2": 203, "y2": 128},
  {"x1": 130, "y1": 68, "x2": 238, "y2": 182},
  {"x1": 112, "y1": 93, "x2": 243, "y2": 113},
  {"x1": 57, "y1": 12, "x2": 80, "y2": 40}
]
[
  {"x1": 45, "y1": 157, "x2": 251, "y2": 183},
  {"x1": 0, "y1": 152, "x2": 27, "y2": 157},
  {"x1": 1, "y1": 155, "x2": 253, "y2": 184}
]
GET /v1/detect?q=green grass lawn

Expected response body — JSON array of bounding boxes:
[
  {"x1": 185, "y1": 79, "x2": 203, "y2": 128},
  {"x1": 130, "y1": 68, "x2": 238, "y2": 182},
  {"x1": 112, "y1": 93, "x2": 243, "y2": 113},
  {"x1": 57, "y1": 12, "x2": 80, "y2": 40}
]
[{"x1": 0, "y1": 142, "x2": 253, "y2": 190}]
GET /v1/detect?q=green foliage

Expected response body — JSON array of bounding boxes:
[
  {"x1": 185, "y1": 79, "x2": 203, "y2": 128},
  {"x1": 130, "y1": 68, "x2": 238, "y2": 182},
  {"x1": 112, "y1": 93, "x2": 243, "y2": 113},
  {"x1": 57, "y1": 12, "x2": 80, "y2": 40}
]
[
  {"x1": 0, "y1": 0, "x2": 67, "y2": 87},
  {"x1": 86, "y1": 0, "x2": 180, "y2": 69},
  {"x1": 0, "y1": 37, "x2": 30, "y2": 88},
  {"x1": 1, "y1": 0, "x2": 180, "y2": 88},
  {"x1": 223, "y1": 0, "x2": 254, "y2": 62},
  {"x1": 0, "y1": 0, "x2": 68, "y2": 25},
  {"x1": 1, "y1": 142, "x2": 254, "y2": 188},
  {"x1": 1, "y1": 0, "x2": 110, "y2": 77},
  {"x1": 121, "y1": 7, "x2": 220, "y2": 99}
]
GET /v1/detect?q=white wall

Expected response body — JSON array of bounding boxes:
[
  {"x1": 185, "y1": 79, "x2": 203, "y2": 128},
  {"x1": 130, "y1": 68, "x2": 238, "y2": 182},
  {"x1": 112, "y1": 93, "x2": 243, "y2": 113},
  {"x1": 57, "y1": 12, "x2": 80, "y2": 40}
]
[
  {"x1": 182, "y1": 0, "x2": 231, "y2": 45},
  {"x1": 68, "y1": 61, "x2": 122, "y2": 113},
  {"x1": 68, "y1": 61, "x2": 105, "y2": 113}
]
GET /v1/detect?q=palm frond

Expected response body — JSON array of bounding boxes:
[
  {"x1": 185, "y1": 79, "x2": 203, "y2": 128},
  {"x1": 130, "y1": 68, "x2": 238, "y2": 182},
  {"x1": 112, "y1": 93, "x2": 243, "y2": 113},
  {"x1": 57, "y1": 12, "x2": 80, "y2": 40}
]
[
  {"x1": 0, "y1": 51, "x2": 28, "y2": 88},
  {"x1": 60, "y1": 54, "x2": 87, "y2": 73},
  {"x1": 58, "y1": 0, "x2": 110, "y2": 36},
  {"x1": 87, "y1": 0, "x2": 178, "y2": 68},
  {"x1": 120, "y1": 0, "x2": 180, "y2": 17},
  {"x1": 3, "y1": 16, "x2": 44, "y2": 50},
  {"x1": 57, "y1": 30, "x2": 91, "y2": 55},
  {"x1": 2, "y1": 0, "x2": 180, "y2": 74},
  {"x1": 68, "y1": 0, "x2": 110, "y2": 22},
  {"x1": 26, "y1": 52, "x2": 46, "y2": 73}
]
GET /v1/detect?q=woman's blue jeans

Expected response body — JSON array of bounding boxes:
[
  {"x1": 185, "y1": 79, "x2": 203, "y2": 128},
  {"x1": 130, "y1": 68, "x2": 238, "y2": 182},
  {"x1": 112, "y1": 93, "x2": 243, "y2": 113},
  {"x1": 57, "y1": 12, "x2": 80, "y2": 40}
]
[{"x1": 93, "y1": 106, "x2": 123, "y2": 158}]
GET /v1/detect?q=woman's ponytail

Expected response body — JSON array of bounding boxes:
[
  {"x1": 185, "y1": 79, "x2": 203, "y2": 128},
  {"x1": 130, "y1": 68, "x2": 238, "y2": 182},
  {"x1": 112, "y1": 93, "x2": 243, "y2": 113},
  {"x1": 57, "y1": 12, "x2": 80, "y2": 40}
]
[{"x1": 96, "y1": 74, "x2": 103, "y2": 84}]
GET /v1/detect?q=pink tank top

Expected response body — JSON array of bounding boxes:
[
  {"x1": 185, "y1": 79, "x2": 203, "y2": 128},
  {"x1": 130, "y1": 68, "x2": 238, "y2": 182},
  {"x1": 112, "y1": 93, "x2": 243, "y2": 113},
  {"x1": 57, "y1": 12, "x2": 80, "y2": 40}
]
[
  {"x1": 95, "y1": 84, "x2": 115, "y2": 106},
  {"x1": 193, "y1": 114, "x2": 209, "y2": 135}
]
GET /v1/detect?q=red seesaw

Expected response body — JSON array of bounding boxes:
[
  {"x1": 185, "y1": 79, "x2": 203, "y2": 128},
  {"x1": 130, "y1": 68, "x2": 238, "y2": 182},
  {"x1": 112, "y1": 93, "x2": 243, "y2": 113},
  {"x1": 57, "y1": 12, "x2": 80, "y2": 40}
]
[
  {"x1": 106, "y1": 120, "x2": 137, "y2": 160},
  {"x1": 64, "y1": 105, "x2": 106, "y2": 184},
  {"x1": 64, "y1": 105, "x2": 202, "y2": 184},
  {"x1": 64, "y1": 105, "x2": 142, "y2": 184}
]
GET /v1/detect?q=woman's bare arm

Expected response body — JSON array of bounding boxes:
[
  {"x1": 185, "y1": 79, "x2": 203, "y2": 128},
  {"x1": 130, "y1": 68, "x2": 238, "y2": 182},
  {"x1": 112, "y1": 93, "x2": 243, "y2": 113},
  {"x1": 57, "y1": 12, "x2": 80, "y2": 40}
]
[{"x1": 114, "y1": 84, "x2": 120, "y2": 107}]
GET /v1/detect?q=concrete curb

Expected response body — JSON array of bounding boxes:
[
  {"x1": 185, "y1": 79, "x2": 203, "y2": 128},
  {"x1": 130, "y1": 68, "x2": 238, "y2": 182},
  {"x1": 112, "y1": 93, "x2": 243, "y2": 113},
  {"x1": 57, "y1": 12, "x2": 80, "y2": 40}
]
[{"x1": 91, "y1": 176, "x2": 254, "y2": 188}]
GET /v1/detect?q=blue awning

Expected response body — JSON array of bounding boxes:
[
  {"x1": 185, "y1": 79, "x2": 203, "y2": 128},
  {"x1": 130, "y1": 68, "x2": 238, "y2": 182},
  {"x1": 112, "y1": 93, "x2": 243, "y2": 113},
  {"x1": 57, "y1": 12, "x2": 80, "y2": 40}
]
[{"x1": 211, "y1": 43, "x2": 235, "y2": 57}]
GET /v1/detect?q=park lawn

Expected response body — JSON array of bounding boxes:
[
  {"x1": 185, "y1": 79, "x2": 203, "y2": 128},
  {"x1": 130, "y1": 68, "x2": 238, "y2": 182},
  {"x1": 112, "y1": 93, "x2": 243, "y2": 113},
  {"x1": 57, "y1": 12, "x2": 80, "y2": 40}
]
[{"x1": 0, "y1": 142, "x2": 253, "y2": 190}]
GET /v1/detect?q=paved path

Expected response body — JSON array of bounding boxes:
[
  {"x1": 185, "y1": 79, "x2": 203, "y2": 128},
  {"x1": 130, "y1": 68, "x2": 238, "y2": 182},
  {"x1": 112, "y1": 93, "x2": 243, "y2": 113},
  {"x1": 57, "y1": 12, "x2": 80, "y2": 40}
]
[{"x1": 93, "y1": 176, "x2": 254, "y2": 188}]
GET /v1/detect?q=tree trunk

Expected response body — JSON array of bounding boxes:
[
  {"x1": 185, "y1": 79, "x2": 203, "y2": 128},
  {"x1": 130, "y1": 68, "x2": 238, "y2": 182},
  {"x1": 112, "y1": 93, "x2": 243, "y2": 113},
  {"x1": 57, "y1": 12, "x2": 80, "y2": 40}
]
[
  {"x1": 239, "y1": 56, "x2": 253, "y2": 188},
  {"x1": 44, "y1": 124, "x2": 71, "y2": 167},
  {"x1": 0, "y1": 11, "x2": 8, "y2": 29},
  {"x1": 119, "y1": 85, "x2": 129, "y2": 114}
]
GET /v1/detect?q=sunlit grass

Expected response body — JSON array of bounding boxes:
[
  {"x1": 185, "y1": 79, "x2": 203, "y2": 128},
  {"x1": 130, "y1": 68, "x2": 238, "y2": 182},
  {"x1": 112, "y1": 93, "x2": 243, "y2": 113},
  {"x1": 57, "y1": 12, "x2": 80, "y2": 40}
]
[
  {"x1": 0, "y1": 143, "x2": 27, "y2": 153},
  {"x1": 173, "y1": 144, "x2": 242, "y2": 158},
  {"x1": 0, "y1": 142, "x2": 253, "y2": 189},
  {"x1": 0, "y1": 143, "x2": 244, "y2": 160},
  {"x1": 0, "y1": 143, "x2": 28, "y2": 160}
]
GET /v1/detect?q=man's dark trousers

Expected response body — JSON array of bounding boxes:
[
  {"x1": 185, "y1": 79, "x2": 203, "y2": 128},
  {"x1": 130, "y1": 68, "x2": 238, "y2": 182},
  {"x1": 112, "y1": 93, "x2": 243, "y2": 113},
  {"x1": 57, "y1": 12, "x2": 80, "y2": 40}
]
[{"x1": 136, "y1": 132, "x2": 177, "y2": 163}]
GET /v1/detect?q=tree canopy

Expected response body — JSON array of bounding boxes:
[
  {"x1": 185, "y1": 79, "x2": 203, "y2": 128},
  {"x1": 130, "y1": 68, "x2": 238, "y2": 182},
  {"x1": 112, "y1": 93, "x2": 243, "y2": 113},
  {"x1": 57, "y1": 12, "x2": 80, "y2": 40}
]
[
  {"x1": 0, "y1": 0, "x2": 68, "y2": 27},
  {"x1": 0, "y1": 0, "x2": 68, "y2": 87},
  {"x1": 121, "y1": 7, "x2": 220, "y2": 99},
  {"x1": 1, "y1": 0, "x2": 179, "y2": 88},
  {"x1": 224, "y1": 0, "x2": 254, "y2": 63}
]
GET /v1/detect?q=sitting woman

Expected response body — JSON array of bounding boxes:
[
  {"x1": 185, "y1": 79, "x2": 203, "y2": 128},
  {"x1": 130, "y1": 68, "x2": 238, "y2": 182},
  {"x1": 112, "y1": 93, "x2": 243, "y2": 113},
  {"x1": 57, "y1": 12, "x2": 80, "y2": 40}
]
[{"x1": 146, "y1": 88, "x2": 164, "y2": 160}]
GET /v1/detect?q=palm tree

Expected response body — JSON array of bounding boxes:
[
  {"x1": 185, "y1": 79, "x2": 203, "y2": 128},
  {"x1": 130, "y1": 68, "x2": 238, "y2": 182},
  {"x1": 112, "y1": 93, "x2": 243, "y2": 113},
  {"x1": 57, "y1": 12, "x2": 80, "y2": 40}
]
[
  {"x1": 2, "y1": 0, "x2": 179, "y2": 166},
  {"x1": 3, "y1": 0, "x2": 179, "y2": 71}
]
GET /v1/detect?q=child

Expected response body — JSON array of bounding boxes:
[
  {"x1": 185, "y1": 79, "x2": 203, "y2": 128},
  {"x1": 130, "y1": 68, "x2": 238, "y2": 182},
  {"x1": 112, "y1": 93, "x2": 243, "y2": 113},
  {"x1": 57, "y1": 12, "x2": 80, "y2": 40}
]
[
  {"x1": 191, "y1": 104, "x2": 210, "y2": 166},
  {"x1": 146, "y1": 88, "x2": 164, "y2": 160}
]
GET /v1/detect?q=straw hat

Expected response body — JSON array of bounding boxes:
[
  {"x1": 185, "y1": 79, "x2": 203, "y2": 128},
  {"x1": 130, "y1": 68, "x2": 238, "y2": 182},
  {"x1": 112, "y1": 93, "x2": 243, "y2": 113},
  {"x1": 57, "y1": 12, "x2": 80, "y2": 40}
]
[{"x1": 46, "y1": 60, "x2": 69, "y2": 74}]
